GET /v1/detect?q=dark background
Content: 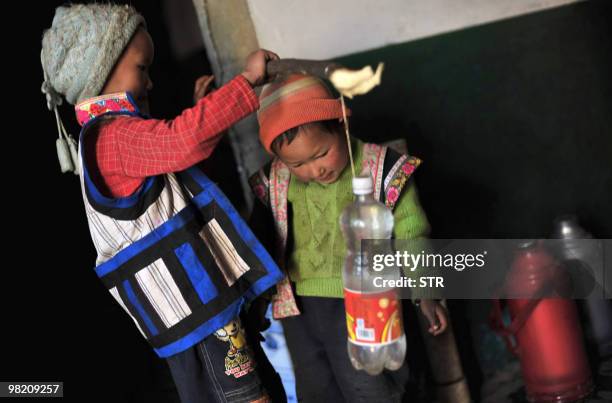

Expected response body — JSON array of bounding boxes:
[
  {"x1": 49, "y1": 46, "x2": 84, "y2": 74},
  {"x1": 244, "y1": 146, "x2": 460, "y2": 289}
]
[{"x1": 5, "y1": 0, "x2": 611, "y2": 401}]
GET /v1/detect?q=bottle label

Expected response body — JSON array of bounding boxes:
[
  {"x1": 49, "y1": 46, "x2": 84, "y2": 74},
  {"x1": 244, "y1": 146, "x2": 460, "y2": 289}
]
[{"x1": 344, "y1": 288, "x2": 403, "y2": 345}]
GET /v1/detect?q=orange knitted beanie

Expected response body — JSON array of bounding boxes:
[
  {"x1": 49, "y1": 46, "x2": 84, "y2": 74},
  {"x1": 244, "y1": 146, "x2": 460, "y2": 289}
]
[{"x1": 257, "y1": 74, "x2": 350, "y2": 153}]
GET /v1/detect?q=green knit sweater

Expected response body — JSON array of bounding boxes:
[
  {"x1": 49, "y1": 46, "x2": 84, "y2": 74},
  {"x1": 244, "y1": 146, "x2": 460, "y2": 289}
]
[{"x1": 286, "y1": 138, "x2": 431, "y2": 298}]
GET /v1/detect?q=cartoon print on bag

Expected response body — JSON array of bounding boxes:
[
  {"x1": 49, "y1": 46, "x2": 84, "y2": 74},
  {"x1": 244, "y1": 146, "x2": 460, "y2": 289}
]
[{"x1": 214, "y1": 319, "x2": 256, "y2": 378}]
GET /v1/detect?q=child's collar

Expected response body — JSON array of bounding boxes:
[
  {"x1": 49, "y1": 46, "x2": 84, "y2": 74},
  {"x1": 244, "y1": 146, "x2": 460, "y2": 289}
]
[{"x1": 74, "y1": 92, "x2": 141, "y2": 127}]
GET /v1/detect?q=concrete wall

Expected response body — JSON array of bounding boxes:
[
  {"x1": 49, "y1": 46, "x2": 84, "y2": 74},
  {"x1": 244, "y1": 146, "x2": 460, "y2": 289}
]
[{"x1": 247, "y1": 0, "x2": 581, "y2": 59}]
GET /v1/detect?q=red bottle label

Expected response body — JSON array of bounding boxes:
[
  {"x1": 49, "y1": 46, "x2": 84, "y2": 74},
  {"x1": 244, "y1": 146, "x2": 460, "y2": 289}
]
[{"x1": 344, "y1": 288, "x2": 403, "y2": 345}]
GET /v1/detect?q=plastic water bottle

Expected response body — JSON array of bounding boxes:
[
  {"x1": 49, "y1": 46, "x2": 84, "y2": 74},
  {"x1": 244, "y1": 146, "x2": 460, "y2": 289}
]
[{"x1": 340, "y1": 175, "x2": 406, "y2": 375}]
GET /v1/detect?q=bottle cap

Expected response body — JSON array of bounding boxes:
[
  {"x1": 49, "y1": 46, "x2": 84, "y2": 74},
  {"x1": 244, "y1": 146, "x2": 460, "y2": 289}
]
[{"x1": 352, "y1": 175, "x2": 373, "y2": 195}]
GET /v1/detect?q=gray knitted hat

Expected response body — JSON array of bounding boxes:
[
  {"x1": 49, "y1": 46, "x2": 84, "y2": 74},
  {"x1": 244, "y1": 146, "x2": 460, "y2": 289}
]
[
  {"x1": 41, "y1": 3, "x2": 145, "y2": 175},
  {"x1": 41, "y1": 3, "x2": 146, "y2": 106}
]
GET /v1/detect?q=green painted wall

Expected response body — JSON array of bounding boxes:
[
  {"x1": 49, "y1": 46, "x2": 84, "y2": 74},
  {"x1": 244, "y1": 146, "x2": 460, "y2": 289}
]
[{"x1": 338, "y1": 0, "x2": 611, "y2": 238}]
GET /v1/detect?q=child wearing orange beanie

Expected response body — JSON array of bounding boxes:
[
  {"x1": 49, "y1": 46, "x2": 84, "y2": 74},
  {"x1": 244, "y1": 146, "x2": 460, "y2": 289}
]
[{"x1": 249, "y1": 74, "x2": 448, "y2": 402}]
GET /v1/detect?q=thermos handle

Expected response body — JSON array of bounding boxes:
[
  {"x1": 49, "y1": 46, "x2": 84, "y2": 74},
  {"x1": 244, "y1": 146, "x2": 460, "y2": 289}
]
[
  {"x1": 489, "y1": 298, "x2": 543, "y2": 356},
  {"x1": 490, "y1": 299, "x2": 520, "y2": 355}
]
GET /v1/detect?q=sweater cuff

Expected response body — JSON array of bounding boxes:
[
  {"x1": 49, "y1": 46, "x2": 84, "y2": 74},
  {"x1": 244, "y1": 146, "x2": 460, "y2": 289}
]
[{"x1": 230, "y1": 75, "x2": 259, "y2": 111}]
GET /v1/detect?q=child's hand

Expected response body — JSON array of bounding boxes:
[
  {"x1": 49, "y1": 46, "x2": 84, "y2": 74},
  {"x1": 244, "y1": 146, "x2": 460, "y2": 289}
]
[
  {"x1": 418, "y1": 299, "x2": 448, "y2": 336},
  {"x1": 193, "y1": 75, "x2": 215, "y2": 105},
  {"x1": 241, "y1": 49, "x2": 280, "y2": 87}
]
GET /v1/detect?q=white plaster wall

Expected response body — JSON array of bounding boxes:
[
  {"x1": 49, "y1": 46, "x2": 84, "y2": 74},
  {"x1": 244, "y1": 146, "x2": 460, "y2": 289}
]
[{"x1": 246, "y1": 0, "x2": 581, "y2": 59}]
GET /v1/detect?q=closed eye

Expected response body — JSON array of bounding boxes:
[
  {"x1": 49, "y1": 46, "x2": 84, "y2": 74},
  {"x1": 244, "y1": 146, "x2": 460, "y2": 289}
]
[
  {"x1": 291, "y1": 150, "x2": 328, "y2": 168},
  {"x1": 316, "y1": 150, "x2": 329, "y2": 159}
]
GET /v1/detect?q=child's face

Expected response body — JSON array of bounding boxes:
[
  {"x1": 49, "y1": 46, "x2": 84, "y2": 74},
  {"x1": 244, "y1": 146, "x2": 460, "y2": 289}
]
[
  {"x1": 102, "y1": 28, "x2": 154, "y2": 114},
  {"x1": 275, "y1": 123, "x2": 349, "y2": 184}
]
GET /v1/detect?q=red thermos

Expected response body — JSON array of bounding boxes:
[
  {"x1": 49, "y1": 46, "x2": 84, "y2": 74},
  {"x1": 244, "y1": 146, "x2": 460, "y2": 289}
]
[{"x1": 491, "y1": 241, "x2": 593, "y2": 402}]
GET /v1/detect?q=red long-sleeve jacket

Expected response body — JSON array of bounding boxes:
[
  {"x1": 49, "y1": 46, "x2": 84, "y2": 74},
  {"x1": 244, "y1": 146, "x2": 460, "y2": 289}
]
[{"x1": 84, "y1": 75, "x2": 258, "y2": 197}]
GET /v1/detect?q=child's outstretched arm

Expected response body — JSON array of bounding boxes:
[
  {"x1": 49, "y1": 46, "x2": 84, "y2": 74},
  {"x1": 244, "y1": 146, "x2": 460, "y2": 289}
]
[{"x1": 94, "y1": 49, "x2": 279, "y2": 179}]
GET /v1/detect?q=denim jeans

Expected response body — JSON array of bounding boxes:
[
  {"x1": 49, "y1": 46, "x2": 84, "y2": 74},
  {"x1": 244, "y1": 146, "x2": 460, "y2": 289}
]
[{"x1": 166, "y1": 317, "x2": 285, "y2": 403}]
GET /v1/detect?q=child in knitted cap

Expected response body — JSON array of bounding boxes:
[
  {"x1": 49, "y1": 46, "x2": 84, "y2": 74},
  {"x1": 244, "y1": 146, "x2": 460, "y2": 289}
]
[
  {"x1": 249, "y1": 74, "x2": 449, "y2": 402},
  {"x1": 41, "y1": 4, "x2": 286, "y2": 403}
]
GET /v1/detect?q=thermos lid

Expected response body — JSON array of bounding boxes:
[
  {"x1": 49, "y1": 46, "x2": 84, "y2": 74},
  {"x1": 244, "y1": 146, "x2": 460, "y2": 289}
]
[
  {"x1": 552, "y1": 214, "x2": 589, "y2": 239},
  {"x1": 352, "y1": 175, "x2": 373, "y2": 195}
]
